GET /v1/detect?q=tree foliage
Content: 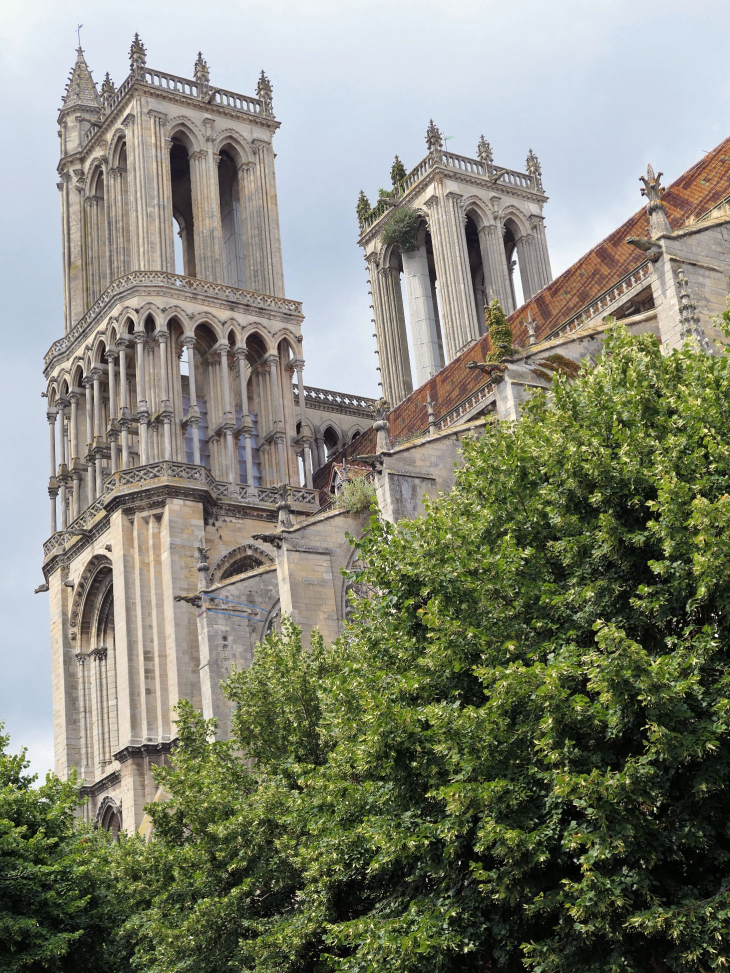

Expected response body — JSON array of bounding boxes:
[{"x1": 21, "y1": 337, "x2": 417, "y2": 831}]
[
  {"x1": 16, "y1": 326, "x2": 730, "y2": 972},
  {"x1": 380, "y1": 205, "x2": 421, "y2": 253},
  {"x1": 355, "y1": 190, "x2": 370, "y2": 227},
  {"x1": 391, "y1": 155, "x2": 407, "y2": 188},
  {"x1": 0, "y1": 727, "x2": 126, "y2": 972},
  {"x1": 484, "y1": 298, "x2": 514, "y2": 361}
]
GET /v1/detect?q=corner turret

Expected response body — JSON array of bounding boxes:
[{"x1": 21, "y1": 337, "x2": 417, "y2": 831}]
[{"x1": 59, "y1": 47, "x2": 100, "y2": 158}]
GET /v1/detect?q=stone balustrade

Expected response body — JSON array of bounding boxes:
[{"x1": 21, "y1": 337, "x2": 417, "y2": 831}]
[{"x1": 42, "y1": 460, "x2": 319, "y2": 560}]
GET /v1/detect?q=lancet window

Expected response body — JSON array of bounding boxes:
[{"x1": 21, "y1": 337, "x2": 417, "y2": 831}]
[
  {"x1": 77, "y1": 561, "x2": 117, "y2": 782},
  {"x1": 218, "y1": 149, "x2": 246, "y2": 289},
  {"x1": 170, "y1": 137, "x2": 197, "y2": 277}
]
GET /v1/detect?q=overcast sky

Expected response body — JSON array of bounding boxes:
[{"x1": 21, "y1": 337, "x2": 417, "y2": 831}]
[{"x1": 1, "y1": 0, "x2": 729, "y2": 777}]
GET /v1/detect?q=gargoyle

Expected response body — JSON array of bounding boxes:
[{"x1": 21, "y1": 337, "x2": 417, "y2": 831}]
[
  {"x1": 252, "y1": 531, "x2": 283, "y2": 549},
  {"x1": 626, "y1": 236, "x2": 662, "y2": 262},
  {"x1": 466, "y1": 361, "x2": 507, "y2": 379}
]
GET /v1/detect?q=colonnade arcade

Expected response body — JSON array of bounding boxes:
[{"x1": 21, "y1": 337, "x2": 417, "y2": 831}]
[
  {"x1": 75, "y1": 124, "x2": 281, "y2": 322},
  {"x1": 371, "y1": 202, "x2": 552, "y2": 400},
  {"x1": 46, "y1": 313, "x2": 313, "y2": 534}
]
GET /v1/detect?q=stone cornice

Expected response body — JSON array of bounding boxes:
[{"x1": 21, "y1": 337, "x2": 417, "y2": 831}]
[
  {"x1": 77, "y1": 71, "x2": 279, "y2": 163},
  {"x1": 358, "y1": 164, "x2": 548, "y2": 248},
  {"x1": 45, "y1": 272, "x2": 304, "y2": 376},
  {"x1": 42, "y1": 461, "x2": 314, "y2": 576}
]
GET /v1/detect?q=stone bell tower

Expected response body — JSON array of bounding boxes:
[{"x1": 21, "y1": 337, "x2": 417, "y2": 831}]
[
  {"x1": 358, "y1": 122, "x2": 552, "y2": 405},
  {"x1": 42, "y1": 37, "x2": 319, "y2": 834}
]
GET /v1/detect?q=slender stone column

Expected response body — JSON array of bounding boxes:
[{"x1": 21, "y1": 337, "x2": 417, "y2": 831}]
[
  {"x1": 47, "y1": 409, "x2": 58, "y2": 534},
  {"x1": 266, "y1": 354, "x2": 287, "y2": 483},
  {"x1": 106, "y1": 350, "x2": 119, "y2": 473},
  {"x1": 182, "y1": 335, "x2": 201, "y2": 466},
  {"x1": 189, "y1": 145, "x2": 224, "y2": 282},
  {"x1": 92, "y1": 366, "x2": 104, "y2": 495},
  {"x1": 148, "y1": 110, "x2": 174, "y2": 272},
  {"x1": 68, "y1": 389, "x2": 81, "y2": 520},
  {"x1": 122, "y1": 112, "x2": 142, "y2": 270},
  {"x1": 235, "y1": 348, "x2": 255, "y2": 488},
  {"x1": 478, "y1": 222, "x2": 514, "y2": 315},
  {"x1": 529, "y1": 216, "x2": 552, "y2": 292},
  {"x1": 380, "y1": 267, "x2": 413, "y2": 402},
  {"x1": 291, "y1": 357, "x2": 313, "y2": 488},
  {"x1": 83, "y1": 376, "x2": 95, "y2": 504},
  {"x1": 156, "y1": 330, "x2": 173, "y2": 461},
  {"x1": 251, "y1": 140, "x2": 285, "y2": 297},
  {"x1": 238, "y1": 163, "x2": 262, "y2": 292},
  {"x1": 58, "y1": 399, "x2": 68, "y2": 530},
  {"x1": 401, "y1": 245, "x2": 442, "y2": 386},
  {"x1": 133, "y1": 332, "x2": 149, "y2": 465},
  {"x1": 425, "y1": 188, "x2": 481, "y2": 360},
  {"x1": 216, "y1": 344, "x2": 236, "y2": 483},
  {"x1": 117, "y1": 338, "x2": 130, "y2": 469},
  {"x1": 367, "y1": 257, "x2": 391, "y2": 400}
]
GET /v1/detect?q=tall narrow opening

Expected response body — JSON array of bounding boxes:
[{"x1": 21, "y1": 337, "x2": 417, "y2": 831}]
[
  {"x1": 116, "y1": 143, "x2": 131, "y2": 276},
  {"x1": 464, "y1": 215, "x2": 486, "y2": 334},
  {"x1": 242, "y1": 334, "x2": 267, "y2": 485},
  {"x1": 218, "y1": 148, "x2": 245, "y2": 288},
  {"x1": 503, "y1": 221, "x2": 525, "y2": 310},
  {"x1": 89, "y1": 168, "x2": 107, "y2": 300},
  {"x1": 170, "y1": 139, "x2": 196, "y2": 278}
]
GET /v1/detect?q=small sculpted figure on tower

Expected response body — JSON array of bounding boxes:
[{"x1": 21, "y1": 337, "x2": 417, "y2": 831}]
[
  {"x1": 526, "y1": 149, "x2": 542, "y2": 191},
  {"x1": 129, "y1": 33, "x2": 146, "y2": 76},
  {"x1": 257, "y1": 70, "x2": 274, "y2": 117},
  {"x1": 426, "y1": 119, "x2": 443, "y2": 161},
  {"x1": 194, "y1": 52, "x2": 210, "y2": 97},
  {"x1": 100, "y1": 72, "x2": 115, "y2": 113},
  {"x1": 477, "y1": 135, "x2": 494, "y2": 177}
]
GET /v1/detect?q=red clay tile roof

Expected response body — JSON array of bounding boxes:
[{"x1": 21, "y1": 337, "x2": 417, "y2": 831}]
[{"x1": 313, "y1": 136, "x2": 730, "y2": 490}]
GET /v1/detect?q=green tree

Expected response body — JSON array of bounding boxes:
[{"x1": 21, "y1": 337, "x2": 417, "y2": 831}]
[
  {"x1": 356, "y1": 191, "x2": 370, "y2": 226},
  {"x1": 391, "y1": 155, "x2": 407, "y2": 189},
  {"x1": 117, "y1": 326, "x2": 730, "y2": 972},
  {"x1": 0, "y1": 728, "x2": 127, "y2": 972},
  {"x1": 484, "y1": 298, "x2": 514, "y2": 361},
  {"x1": 298, "y1": 325, "x2": 730, "y2": 972},
  {"x1": 117, "y1": 622, "x2": 337, "y2": 973}
]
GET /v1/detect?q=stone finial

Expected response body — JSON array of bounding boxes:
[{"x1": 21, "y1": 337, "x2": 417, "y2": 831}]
[
  {"x1": 525, "y1": 311, "x2": 537, "y2": 345},
  {"x1": 526, "y1": 148, "x2": 543, "y2": 190},
  {"x1": 100, "y1": 72, "x2": 115, "y2": 112},
  {"x1": 477, "y1": 135, "x2": 494, "y2": 176},
  {"x1": 426, "y1": 119, "x2": 443, "y2": 160},
  {"x1": 373, "y1": 397, "x2": 391, "y2": 452},
  {"x1": 196, "y1": 535, "x2": 210, "y2": 589},
  {"x1": 391, "y1": 155, "x2": 407, "y2": 189},
  {"x1": 62, "y1": 47, "x2": 100, "y2": 109},
  {"x1": 640, "y1": 164, "x2": 672, "y2": 237},
  {"x1": 276, "y1": 483, "x2": 293, "y2": 528},
  {"x1": 194, "y1": 51, "x2": 210, "y2": 94},
  {"x1": 426, "y1": 393, "x2": 438, "y2": 435},
  {"x1": 356, "y1": 190, "x2": 371, "y2": 227},
  {"x1": 257, "y1": 70, "x2": 274, "y2": 116},
  {"x1": 129, "y1": 33, "x2": 147, "y2": 75}
]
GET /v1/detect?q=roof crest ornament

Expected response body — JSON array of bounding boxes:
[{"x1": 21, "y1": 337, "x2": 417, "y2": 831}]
[
  {"x1": 526, "y1": 148, "x2": 543, "y2": 191},
  {"x1": 257, "y1": 70, "x2": 274, "y2": 117},
  {"x1": 100, "y1": 72, "x2": 116, "y2": 113},
  {"x1": 194, "y1": 52, "x2": 210, "y2": 97},
  {"x1": 426, "y1": 119, "x2": 443, "y2": 161},
  {"x1": 640, "y1": 164, "x2": 672, "y2": 237},
  {"x1": 477, "y1": 135, "x2": 494, "y2": 177},
  {"x1": 129, "y1": 33, "x2": 147, "y2": 77}
]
